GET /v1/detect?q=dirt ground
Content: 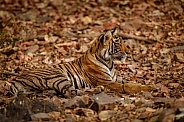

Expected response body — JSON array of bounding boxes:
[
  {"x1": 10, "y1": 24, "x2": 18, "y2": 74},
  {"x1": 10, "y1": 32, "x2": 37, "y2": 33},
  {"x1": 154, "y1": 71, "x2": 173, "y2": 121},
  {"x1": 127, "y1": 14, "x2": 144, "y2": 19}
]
[{"x1": 0, "y1": 0, "x2": 184, "y2": 122}]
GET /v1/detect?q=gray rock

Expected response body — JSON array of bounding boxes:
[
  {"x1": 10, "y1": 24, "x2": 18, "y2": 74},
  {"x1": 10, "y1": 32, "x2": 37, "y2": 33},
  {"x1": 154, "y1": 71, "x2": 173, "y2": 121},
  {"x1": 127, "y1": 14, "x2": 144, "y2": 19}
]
[
  {"x1": 31, "y1": 113, "x2": 51, "y2": 121},
  {"x1": 31, "y1": 99, "x2": 59, "y2": 113},
  {"x1": 98, "y1": 110, "x2": 117, "y2": 121},
  {"x1": 131, "y1": 119, "x2": 143, "y2": 122},
  {"x1": 5, "y1": 95, "x2": 31, "y2": 121},
  {"x1": 64, "y1": 95, "x2": 89, "y2": 108},
  {"x1": 74, "y1": 108, "x2": 95, "y2": 117},
  {"x1": 89, "y1": 93, "x2": 122, "y2": 112},
  {"x1": 65, "y1": 114, "x2": 77, "y2": 122}
]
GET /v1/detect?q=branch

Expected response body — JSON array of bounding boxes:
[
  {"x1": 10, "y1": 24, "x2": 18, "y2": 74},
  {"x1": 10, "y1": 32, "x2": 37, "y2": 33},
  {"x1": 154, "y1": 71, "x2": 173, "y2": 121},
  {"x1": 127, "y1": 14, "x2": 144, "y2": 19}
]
[{"x1": 118, "y1": 33, "x2": 156, "y2": 44}]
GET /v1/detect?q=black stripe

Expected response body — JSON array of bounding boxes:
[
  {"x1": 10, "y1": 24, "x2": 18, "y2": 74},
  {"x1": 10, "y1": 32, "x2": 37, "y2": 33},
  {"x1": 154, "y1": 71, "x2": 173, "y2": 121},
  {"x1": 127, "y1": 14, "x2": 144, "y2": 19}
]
[
  {"x1": 94, "y1": 54, "x2": 109, "y2": 68},
  {"x1": 64, "y1": 64, "x2": 79, "y2": 89},
  {"x1": 53, "y1": 78, "x2": 68, "y2": 92},
  {"x1": 68, "y1": 62, "x2": 83, "y2": 88},
  {"x1": 56, "y1": 79, "x2": 70, "y2": 93},
  {"x1": 14, "y1": 78, "x2": 40, "y2": 89},
  {"x1": 109, "y1": 61, "x2": 114, "y2": 70}
]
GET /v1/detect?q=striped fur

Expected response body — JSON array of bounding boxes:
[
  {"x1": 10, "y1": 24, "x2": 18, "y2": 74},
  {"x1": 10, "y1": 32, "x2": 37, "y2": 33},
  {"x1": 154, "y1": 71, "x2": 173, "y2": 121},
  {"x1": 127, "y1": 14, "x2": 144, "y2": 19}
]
[{"x1": 10, "y1": 28, "x2": 128, "y2": 97}]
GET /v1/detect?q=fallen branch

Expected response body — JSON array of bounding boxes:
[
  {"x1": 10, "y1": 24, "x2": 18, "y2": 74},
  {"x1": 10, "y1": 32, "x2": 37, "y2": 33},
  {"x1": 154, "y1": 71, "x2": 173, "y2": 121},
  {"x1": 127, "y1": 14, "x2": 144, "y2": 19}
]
[
  {"x1": 54, "y1": 31, "x2": 100, "y2": 38},
  {"x1": 170, "y1": 45, "x2": 184, "y2": 52},
  {"x1": 55, "y1": 30, "x2": 156, "y2": 43},
  {"x1": 118, "y1": 33, "x2": 156, "y2": 44}
]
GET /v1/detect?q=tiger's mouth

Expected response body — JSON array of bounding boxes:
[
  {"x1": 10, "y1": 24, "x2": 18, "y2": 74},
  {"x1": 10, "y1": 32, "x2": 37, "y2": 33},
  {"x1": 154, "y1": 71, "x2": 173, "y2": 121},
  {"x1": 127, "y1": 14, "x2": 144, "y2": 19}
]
[{"x1": 113, "y1": 52, "x2": 127, "y2": 64}]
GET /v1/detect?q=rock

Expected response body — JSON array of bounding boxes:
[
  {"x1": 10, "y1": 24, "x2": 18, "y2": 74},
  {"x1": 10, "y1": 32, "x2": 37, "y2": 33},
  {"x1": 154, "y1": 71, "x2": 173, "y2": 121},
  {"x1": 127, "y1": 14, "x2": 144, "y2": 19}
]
[
  {"x1": 74, "y1": 108, "x2": 95, "y2": 117},
  {"x1": 19, "y1": 10, "x2": 39, "y2": 21},
  {"x1": 154, "y1": 97, "x2": 176, "y2": 107},
  {"x1": 48, "y1": 111, "x2": 61, "y2": 119},
  {"x1": 124, "y1": 104, "x2": 136, "y2": 111},
  {"x1": 141, "y1": 91, "x2": 154, "y2": 99},
  {"x1": 98, "y1": 110, "x2": 117, "y2": 121},
  {"x1": 31, "y1": 99, "x2": 59, "y2": 113},
  {"x1": 5, "y1": 95, "x2": 31, "y2": 121},
  {"x1": 0, "y1": 113, "x2": 15, "y2": 122},
  {"x1": 135, "y1": 107, "x2": 146, "y2": 113},
  {"x1": 31, "y1": 113, "x2": 51, "y2": 121},
  {"x1": 2, "y1": 95, "x2": 60, "y2": 121},
  {"x1": 65, "y1": 114, "x2": 77, "y2": 122},
  {"x1": 89, "y1": 93, "x2": 122, "y2": 112},
  {"x1": 157, "y1": 108, "x2": 176, "y2": 122},
  {"x1": 51, "y1": 96, "x2": 68, "y2": 109},
  {"x1": 175, "y1": 112, "x2": 184, "y2": 122},
  {"x1": 172, "y1": 98, "x2": 184, "y2": 108},
  {"x1": 131, "y1": 119, "x2": 144, "y2": 122},
  {"x1": 64, "y1": 95, "x2": 89, "y2": 108},
  {"x1": 145, "y1": 107, "x2": 156, "y2": 112}
]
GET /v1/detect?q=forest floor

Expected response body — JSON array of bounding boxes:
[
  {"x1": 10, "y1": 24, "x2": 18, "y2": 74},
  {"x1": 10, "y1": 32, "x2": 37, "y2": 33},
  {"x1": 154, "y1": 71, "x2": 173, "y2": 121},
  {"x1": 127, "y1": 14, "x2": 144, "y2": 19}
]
[{"x1": 0, "y1": 0, "x2": 184, "y2": 122}]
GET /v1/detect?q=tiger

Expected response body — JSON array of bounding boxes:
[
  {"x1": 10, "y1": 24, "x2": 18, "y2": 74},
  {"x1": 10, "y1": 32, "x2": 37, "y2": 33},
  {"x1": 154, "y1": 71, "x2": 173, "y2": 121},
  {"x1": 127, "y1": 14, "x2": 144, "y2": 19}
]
[{"x1": 9, "y1": 28, "x2": 155, "y2": 97}]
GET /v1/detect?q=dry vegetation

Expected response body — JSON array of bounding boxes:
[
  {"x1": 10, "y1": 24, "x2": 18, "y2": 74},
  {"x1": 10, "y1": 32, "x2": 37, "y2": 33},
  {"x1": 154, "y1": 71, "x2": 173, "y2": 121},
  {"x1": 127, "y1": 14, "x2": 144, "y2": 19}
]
[{"x1": 0, "y1": 0, "x2": 184, "y2": 121}]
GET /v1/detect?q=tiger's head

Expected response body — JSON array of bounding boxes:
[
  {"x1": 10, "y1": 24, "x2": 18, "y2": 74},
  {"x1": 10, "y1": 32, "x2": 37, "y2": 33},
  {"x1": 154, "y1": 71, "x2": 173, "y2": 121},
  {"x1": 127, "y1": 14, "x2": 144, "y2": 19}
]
[{"x1": 93, "y1": 28, "x2": 128, "y2": 63}]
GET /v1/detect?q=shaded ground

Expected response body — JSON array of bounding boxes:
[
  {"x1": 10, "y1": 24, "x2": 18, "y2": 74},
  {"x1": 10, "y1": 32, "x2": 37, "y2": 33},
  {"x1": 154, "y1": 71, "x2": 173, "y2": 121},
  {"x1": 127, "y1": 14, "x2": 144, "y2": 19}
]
[{"x1": 0, "y1": 0, "x2": 184, "y2": 121}]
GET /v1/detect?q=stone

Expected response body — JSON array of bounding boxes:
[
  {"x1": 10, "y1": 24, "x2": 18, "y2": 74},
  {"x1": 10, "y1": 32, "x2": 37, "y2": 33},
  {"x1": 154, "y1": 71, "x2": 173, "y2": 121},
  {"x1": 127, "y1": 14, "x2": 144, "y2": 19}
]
[
  {"x1": 0, "y1": 113, "x2": 15, "y2": 122},
  {"x1": 74, "y1": 108, "x2": 95, "y2": 117},
  {"x1": 145, "y1": 107, "x2": 156, "y2": 112},
  {"x1": 157, "y1": 108, "x2": 176, "y2": 122},
  {"x1": 64, "y1": 96, "x2": 88, "y2": 108},
  {"x1": 5, "y1": 95, "x2": 31, "y2": 121},
  {"x1": 31, "y1": 99, "x2": 59, "y2": 113},
  {"x1": 31, "y1": 113, "x2": 51, "y2": 121},
  {"x1": 89, "y1": 93, "x2": 122, "y2": 112},
  {"x1": 131, "y1": 119, "x2": 143, "y2": 122},
  {"x1": 135, "y1": 107, "x2": 146, "y2": 113},
  {"x1": 48, "y1": 111, "x2": 61, "y2": 119},
  {"x1": 175, "y1": 112, "x2": 184, "y2": 122},
  {"x1": 124, "y1": 104, "x2": 136, "y2": 111},
  {"x1": 98, "y1": 110, "x2": 117, "y2": 121},
  {"x1": 65, "y1": 114, "x2": 77, "y2": 122}
]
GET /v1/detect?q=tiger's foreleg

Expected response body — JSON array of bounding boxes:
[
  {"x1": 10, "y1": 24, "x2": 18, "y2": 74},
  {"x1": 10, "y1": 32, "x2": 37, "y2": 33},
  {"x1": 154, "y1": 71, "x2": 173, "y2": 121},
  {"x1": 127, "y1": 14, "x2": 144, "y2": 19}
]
[{"x1": 96, "y1": 81, "x2": 156, "y2": 95}]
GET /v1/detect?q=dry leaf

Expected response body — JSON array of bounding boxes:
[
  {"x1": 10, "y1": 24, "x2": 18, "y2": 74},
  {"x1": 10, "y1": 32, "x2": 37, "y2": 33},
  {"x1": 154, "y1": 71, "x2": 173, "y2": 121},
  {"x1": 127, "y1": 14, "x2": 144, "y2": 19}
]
[
  {"x1": 81, "y1": 16, "x2": 92, "y2": 25},
  {"x1": 175, "y1": 53, "x2": 184, "y2": 63},
  {"x1": 140, "y1": 45, "x2": 147, "y2": 54},
  {"x1": 26, "y1": 45, "x2": 39, "y2": 54},
  {"x1": 44, "y1": 35, "x2": 58, "y2": 43},
  {"x1": 127, "y1": 63, "x2": 137, "y2": 73}
]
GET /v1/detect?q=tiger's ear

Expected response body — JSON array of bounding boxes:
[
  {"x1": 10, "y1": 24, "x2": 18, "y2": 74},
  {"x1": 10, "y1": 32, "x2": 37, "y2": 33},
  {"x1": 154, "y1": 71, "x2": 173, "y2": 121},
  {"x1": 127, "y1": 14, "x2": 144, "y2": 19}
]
[
  {"x1": 104, "y1": 30, "x2": 112, "y2": 42},
  {"x1": 111, "y1": 28, "x2": 118, "y2": 36},
  {"x1": 99, "y1": 30, "x2": 112, "y2": 44}
]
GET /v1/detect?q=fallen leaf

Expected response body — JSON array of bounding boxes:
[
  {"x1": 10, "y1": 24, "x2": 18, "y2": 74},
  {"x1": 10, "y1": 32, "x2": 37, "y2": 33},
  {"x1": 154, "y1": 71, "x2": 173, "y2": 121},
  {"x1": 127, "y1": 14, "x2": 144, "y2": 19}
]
[
  {"x1": 44, "y1": 35, "x2": 58, "y2": 43},
  {"x1": 81, "y1": 16, "x2": 92, "y2": 25},
  {"x1": 168, "y1": 83, "x2": 180, "y2": 88},
  {"x1": 127, "y1": 63, "x2": 137, "y2": 73},
  {"x1": 156, "y1": 83, "x2": 170, "y2": 94},
  {"x1": 175, "y1": 53, "x2": 184, "y2": 63},
  {"x1": 26, "y1": 45, "x2": 39, "y2": 54}
]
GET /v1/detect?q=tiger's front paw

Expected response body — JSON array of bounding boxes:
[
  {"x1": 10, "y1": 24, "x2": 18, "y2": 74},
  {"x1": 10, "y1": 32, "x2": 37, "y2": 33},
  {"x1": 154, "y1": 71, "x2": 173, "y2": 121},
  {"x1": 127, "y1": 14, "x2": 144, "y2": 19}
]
[{"x1": 123, "y1": 83, "x2": 157, "y2": 94}]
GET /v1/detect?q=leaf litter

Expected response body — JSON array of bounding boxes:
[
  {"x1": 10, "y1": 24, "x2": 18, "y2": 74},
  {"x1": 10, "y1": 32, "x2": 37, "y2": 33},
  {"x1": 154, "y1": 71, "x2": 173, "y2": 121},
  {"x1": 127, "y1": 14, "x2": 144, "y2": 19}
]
[{"x1": 0, "y1": 0, "x2": 184, "y2": 121}]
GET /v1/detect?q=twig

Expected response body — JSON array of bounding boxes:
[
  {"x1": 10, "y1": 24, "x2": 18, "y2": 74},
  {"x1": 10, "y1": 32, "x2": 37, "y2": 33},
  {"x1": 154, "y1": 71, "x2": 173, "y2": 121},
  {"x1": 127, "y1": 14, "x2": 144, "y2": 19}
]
[
  {"x1": 0, "y1": 45, "x2": 13, "y2": 53},
  {"x1": 170, "y1": 45, "x2": 184, "y2": 52},
  {"x1": 54, "y1": 31, "x2": 100, "y2": 38},
  {"x1": 118, "y1": 33, "x2": 156, "y2": 43},
  {"x1": 55, "y1": 31, "x2": 157, "y2": 44}
]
